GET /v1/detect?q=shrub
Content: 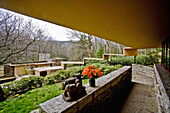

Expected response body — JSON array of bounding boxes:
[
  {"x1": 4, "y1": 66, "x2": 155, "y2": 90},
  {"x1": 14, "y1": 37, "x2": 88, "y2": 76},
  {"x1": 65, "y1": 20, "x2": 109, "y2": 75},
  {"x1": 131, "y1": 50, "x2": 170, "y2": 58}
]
[
  {"x1": 2, "y1": 76, "x2": 43, "y2": 96},
  {"x1": 43, "y1": 69, "x2": 75, "y2": 85},
  {"x1": 44, "y1": 73, "x2": 61, "y2": 85},
  {"x1": 28, "y1": 76, "x2": 43, "y2": 88},
  {"x1": 85, "y1": 63, "x2": 122, "y2": 76},
  {"x1": 69, "y1": 66, "x2": 86, "y2": 77},
  {"x1": 110, "y1": 56, "x2": 134, "y2": 66},
  {"x1": 109, "y1": 50, "x2": 160, "y2": 66},
  {"x1": 136, "y1": 50, "x2": 160, "y2": 65},
  {"x1": 102, "y1": 65, "x2": 122, "y2": 75},
  {"x1": 21, "y1": 66, "x2": 29, "y2": 75}
]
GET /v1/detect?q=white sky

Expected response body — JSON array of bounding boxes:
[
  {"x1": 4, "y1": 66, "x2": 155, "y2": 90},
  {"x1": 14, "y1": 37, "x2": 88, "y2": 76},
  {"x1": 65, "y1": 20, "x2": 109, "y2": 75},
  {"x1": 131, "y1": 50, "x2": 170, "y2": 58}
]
[
  {"x1": 35, "y1": 20, "x2": 71, "y2": 41},
  {"x1": 1, "y1": 8, "x2": 76, "y2": 41}
]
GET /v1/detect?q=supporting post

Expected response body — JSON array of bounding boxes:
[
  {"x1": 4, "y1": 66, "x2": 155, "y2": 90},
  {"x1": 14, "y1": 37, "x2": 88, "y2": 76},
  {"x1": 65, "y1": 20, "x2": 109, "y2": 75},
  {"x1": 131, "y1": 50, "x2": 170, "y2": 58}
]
[
  {"x1": 134, "y1": 56, "x2": 136, "y2": 64},
  {"x1": 166, "y1": 41, "x2": 168, "y2": 69}
]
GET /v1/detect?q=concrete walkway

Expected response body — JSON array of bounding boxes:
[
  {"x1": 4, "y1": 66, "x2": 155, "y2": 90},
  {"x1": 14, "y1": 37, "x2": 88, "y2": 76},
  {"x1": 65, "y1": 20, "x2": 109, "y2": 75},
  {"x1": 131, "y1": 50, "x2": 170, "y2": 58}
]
[{"x1": 120, "y1": 64, "x2": 158, "y2": 113}]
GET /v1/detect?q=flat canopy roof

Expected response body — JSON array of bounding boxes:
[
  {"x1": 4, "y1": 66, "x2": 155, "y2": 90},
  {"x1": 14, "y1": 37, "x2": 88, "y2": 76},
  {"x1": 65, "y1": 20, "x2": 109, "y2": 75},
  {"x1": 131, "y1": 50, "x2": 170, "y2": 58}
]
[
  {"x1": 0, "y1": 0, "x2": 170, "y2": 49},
  {"x1": 9, "y1": 62, "x2": 55, "y2": 67},
  {"x1": 61, "y1": 61, "x2": 84, "y2": 65},
  {"x1": 34, "y1": 66, "x2": 63, "y2": 72}
]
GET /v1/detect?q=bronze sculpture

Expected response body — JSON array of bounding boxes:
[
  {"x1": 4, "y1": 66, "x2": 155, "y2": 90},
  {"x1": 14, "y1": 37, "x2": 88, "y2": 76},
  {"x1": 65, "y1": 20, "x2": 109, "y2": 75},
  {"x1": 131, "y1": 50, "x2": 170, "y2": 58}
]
[{"x1": 61, "y1": 74, "x2": 86, "y2": 102}]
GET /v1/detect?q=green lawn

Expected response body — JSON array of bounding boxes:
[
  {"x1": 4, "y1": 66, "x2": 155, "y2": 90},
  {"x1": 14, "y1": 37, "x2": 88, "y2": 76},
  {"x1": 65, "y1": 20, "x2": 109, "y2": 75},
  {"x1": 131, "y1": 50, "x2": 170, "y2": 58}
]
[{"x1": 0, "y1": 79, "x2": 89, "y2": 113}]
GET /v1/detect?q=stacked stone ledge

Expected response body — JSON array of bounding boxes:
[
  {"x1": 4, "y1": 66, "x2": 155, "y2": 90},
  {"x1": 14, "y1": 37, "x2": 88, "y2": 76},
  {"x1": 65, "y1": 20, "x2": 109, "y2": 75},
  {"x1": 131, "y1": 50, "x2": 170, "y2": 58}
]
[
  {"x1": 154, "y1": 64, "x2": 170, "y2": 113},
  {"x1": 39, "y1": 66, "x2": 132, "y2": 113}
]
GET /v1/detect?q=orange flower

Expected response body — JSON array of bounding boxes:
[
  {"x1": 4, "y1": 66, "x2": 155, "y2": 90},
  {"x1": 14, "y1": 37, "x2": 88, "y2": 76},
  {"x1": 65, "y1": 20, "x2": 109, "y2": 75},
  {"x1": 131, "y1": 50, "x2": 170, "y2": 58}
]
[
  {"x1": 88, "y1": 74, "x2": 92, "y2": 78},
  {"x1": 88, "y1": 65, "x2": 95, "y2": 69},
  {"x1": 98, "y1": 72, "x2": 102, "y2": 77},
  {"x1": 82, "y1": 65, "x2": 102, "y2": 78},
  {"x1": 93, "y1": 72, "x2": 97, "y2": 76}
]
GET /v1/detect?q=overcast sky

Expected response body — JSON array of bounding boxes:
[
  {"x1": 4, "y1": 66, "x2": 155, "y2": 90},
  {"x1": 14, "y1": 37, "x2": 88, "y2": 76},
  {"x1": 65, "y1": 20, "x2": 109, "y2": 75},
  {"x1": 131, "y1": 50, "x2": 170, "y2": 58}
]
[{"x1": 1, "y1": 8, "x2": 75, "y2": 41}]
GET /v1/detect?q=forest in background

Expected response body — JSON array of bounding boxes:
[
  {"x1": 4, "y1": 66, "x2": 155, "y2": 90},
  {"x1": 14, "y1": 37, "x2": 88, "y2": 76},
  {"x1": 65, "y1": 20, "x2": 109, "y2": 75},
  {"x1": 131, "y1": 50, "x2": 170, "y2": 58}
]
[
  {"x1": 0, "y1": 9, "x2": 161, "y2": 65},
  {"x1": 0, "y1": 9, "x2": 125, "y2": 64}
]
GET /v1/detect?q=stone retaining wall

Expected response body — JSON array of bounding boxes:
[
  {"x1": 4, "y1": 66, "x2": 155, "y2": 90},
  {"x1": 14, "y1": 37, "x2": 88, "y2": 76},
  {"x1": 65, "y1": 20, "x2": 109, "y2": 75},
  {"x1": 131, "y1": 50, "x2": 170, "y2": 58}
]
[
  {"x1": 39, "y1": 66, "x2": 132, "y2": 113},
  {"x1": 4, "y1": 65, "x2": 14, "y2": 76},
  {"x1": 154, "y1": 64, "x2": 170, "y2": 113}
]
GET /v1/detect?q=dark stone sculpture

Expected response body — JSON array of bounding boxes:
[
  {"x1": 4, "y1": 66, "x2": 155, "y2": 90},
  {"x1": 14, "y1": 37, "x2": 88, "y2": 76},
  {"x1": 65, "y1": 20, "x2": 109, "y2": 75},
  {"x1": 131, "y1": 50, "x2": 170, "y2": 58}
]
[
  {"x1": 61, "y1": 74, "x2": 86, "y2": 102},
  {"x1": 30, "y1": 65, "x2": 34, "y2": 69}
]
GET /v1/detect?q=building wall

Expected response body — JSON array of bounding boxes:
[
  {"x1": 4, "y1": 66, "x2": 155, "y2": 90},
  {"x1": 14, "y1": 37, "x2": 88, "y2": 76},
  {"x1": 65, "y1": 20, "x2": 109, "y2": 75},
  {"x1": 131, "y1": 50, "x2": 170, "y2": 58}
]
[{"x1": 14, "y1": 64, "x2": 51, "y2": 75}]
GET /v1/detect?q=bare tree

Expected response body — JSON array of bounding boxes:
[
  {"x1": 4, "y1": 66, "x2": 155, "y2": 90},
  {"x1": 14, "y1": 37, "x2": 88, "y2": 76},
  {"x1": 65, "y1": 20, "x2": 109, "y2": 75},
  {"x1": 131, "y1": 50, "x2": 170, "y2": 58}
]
[
  {"x1": 0, "y1": 10, "x2": 47, "y2": 64},
  {"x1": 66, "y1": 30, "x2": 92, "y2": 60},
  {"x1": 66, "y1": 29, "x2": 125, "y2": 60}
]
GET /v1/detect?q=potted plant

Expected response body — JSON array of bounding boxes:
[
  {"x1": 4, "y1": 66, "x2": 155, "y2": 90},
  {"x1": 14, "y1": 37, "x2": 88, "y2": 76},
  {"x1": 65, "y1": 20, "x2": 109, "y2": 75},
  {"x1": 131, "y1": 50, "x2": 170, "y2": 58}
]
[{"x1": 82, "y1": 65, "x2": 102, "y2": 87}]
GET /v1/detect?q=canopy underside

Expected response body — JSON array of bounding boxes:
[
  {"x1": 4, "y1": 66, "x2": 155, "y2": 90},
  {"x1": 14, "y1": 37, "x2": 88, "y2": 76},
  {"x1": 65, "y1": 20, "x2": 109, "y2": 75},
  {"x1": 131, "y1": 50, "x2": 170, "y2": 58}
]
[{"x1": 0, "y1": 0, "x2": 170, "y2": 48}]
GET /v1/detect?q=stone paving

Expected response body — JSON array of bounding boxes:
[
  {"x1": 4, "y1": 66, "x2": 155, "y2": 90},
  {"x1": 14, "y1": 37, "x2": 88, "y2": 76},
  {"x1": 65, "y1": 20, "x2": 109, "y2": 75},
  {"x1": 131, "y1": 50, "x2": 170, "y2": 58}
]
[{"x1": 119, "y1": 64, "x2": 158, "y2": 113}]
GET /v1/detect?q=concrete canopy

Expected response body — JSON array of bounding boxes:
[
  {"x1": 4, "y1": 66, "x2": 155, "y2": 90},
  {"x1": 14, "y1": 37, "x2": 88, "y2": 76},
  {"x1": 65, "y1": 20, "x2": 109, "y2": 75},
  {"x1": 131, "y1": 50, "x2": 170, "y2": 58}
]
[{"x1": 0, "y1": 0, "x2": 170, "y2": 49}]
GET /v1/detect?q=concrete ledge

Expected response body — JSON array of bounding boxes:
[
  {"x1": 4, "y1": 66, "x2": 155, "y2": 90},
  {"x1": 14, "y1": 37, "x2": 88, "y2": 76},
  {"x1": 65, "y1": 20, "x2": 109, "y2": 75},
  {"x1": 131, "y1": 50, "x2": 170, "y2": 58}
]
[
  {"x1": 154, "y1": 64, "x2": 170, "y2": 113},
  {"x1": 39, "y1": 66, "x2": 132, "y2": 113}
]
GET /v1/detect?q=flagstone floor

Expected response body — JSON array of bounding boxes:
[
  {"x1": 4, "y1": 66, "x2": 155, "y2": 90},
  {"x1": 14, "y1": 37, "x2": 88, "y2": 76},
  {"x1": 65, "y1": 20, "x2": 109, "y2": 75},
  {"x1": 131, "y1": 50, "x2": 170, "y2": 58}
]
[{"x1": 119, "y1": 64, "x2": 158, "y2": 113}]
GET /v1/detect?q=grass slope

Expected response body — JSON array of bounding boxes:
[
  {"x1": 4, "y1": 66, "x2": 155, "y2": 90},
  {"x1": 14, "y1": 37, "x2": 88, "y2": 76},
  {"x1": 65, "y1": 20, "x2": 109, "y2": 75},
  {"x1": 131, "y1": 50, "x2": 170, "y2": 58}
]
[{"x1": 0, "y1": 79, "x2": 89, "y2": 113}]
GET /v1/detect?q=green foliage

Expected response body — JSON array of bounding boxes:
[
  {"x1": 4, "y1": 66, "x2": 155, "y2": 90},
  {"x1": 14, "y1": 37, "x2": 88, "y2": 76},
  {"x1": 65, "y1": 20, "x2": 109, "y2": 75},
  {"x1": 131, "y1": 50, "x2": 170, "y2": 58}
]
[
  {"x1": 69, "y1": 66, "x2": 85, "y2": 77},
  {"x1": 85, "y1": 59, "x2": 108, "y2": 65},
  {"x1": 2, "y1": 76, "x2": 43, "y2": 96},
  {"x1": 44, "y1": 73, "x2": 61, "y2": 85},
  {"x1": 0, "y1": 62, "x2": 122, "y2": 113},
  {"x1": 21, "y1": 66, "x2": 29, "y2": 75},
  {"x1": 110, "y1": 56, "x2": 134, "y2": 66},
  {"x1": 58, "y1": 54, "x2": 68, "y2": 60},
  {"x1": 43, "y1": 66, "x2": 86, "y2": 85},
  {"x1": 136, "y1": 50, "x2": 160, "y2": 65},
  {"x1": 0, "y1": 79, "x2": 89, "y2": 113},
  {"x1": 67, "y1": 63, "x2": 73, "y2": 67},
  {"x1": 85, "y1": 63, "x2": 122, "y2": 76},
  {"x1": 108, "y1": 50, "x2": 161, "y2": 66},
  {"x1": 44, "y1": 70, "x2": 70, "y2": 85},
  {"x1": 43, "y1": 63, "x2": 122, "y2": 86},
  {"x1": 97, "y1": 45, "x2": 104, "y2": 58},
  {"x1": 0, "y1": 83, "x2": 64, "y2": 113}
]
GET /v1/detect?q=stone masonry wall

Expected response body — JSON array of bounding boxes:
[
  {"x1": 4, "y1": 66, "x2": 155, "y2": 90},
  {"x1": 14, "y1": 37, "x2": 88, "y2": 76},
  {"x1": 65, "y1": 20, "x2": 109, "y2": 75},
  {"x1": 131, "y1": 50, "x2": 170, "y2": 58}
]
[
  {"x1": 39, "y1": 66, "x2": 132, "y2": 113},
  {"x1": 154, "y1": 64, "x2": 170, "y2": 113},
  {"x1": 3, "y1": 65, "x2": 14, "y2": 76}
]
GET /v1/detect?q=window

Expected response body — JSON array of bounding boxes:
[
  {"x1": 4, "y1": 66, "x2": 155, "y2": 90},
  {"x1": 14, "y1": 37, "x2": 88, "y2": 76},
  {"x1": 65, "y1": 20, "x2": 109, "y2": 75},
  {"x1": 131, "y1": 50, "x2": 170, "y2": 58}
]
[{"x1": 161, "y1": 37, "x2": 170, "y2": 72}]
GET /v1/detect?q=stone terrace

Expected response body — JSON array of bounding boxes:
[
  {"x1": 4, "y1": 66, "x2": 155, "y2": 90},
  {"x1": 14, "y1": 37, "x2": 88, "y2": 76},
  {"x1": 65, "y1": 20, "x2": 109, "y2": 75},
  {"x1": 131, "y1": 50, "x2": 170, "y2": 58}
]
[
  {"x1": 31, "y1": 64, "x2": 169, "y2": 113},
  {"x1": 120, "y1": 64, "x2": 158, "y2": 113}
]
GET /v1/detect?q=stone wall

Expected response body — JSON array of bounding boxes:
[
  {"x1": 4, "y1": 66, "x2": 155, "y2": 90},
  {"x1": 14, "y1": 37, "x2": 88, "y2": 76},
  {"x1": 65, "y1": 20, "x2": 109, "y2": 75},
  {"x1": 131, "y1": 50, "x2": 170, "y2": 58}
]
[
  {"x1": 154, "y1": 64, "x2": 170, "y2": 113},
  {"x1": 4, "y1": 65, "x2": 14, "y2": 76},
  {"x1": 39, "y1": 66, "x2": 132, "y2": 113}
]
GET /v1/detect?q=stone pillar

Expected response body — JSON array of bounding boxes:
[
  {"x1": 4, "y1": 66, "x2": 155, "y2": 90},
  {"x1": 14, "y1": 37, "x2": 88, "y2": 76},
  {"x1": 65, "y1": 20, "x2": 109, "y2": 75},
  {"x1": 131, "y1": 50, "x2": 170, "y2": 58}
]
[{"x1": 4, "y1": 65, "x2": 14, "y2": 76}]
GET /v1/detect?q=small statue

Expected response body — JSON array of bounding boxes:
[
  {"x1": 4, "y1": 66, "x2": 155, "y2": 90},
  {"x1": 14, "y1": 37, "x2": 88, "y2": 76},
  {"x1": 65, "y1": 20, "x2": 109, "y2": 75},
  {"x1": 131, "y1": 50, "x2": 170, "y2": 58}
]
[
  {"x1": 74, "y1": 73, "x2": 82, "y2": 85},
  {"x1": 61, "y1": 74, "x2": 86, "y2": 102},
  {"x1": 30, "y1": 65, "x2": 34, "y2": 69}
]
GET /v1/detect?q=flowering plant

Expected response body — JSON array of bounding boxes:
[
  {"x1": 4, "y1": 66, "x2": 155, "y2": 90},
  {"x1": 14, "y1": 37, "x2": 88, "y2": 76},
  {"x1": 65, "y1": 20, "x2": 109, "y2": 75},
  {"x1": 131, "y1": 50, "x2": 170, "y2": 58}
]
[{"x1": 82, "y1": 65, "x2": 102, "y2": 78}]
